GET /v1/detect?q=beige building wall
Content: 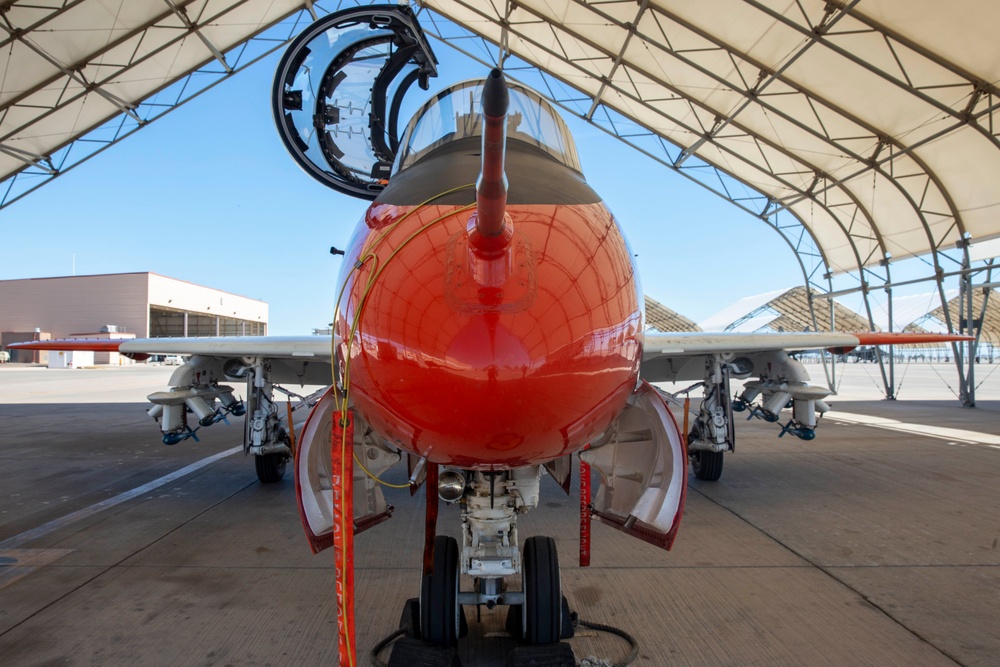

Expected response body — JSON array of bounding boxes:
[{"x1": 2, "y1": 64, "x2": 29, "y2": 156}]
[
  {"x1": 1, "y1": 273, "x2": 269, "y2": 358},
  {"x1": 147, "y1": 274, "x2": 267, "y2": 331},
  {"x1": 0, "y1": 273, "x2": 149, "y2": 337}
]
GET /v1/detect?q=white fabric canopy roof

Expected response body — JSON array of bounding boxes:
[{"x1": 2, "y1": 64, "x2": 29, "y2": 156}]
[
  {"x1": 2, "y1": 0, "x2": 999, "y2": 279},
  {"x1": 699, "y1": 288, "x2": 788, "y2": 331},
  {"x1": 423, "y1": 0, "x2": 1000, "y2": 276},
  {"x1": 0, "y1": 0, "x2": 306, "y2": 187}
]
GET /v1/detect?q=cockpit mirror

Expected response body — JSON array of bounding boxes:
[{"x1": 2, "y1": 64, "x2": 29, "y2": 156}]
[{"x1": 271, "y1": 5, "x2": 438, "y2": 199}]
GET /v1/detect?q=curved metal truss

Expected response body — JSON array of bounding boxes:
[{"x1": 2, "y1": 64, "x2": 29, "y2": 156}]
[
  {"x1": 0, "y1": 0, "x2": 332, "y2": 210},
  {"x1": 415, "y1": 0, "x2": 1000, "y2": 405},
  {"x1": 0, "y1": 0, "x2": 996, "y2": 404}
]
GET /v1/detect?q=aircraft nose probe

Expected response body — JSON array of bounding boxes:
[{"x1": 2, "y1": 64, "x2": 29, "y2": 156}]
[{"x1": 469, "y1": 68, "x2": 512, "y2": 254}]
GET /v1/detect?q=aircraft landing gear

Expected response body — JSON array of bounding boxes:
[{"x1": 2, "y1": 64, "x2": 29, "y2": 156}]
[
  {"x1": 522, "y1": 535, "x2": 562, "y2": 645},
  {"x1": 415, "y1": 534, "x2": 565, "y2": 647},
  {"x1": 687, "y1": 355, "x2": 736, "y2": 482},
  {"x1": 254, "y1": 452, "x2": 287, "y2": 484},
  {"x1": 420, "y1": 535, "x2": 462, "y2": 646},
  {"x1": 690, "y1": 449, "x2": 724, "y2": 481},
  {"x1": 244, "y1": 362, "x2": 293, "y2": 484},
  {"x1": 408, "y1": 467, "x2": 567, "y2": 656}
]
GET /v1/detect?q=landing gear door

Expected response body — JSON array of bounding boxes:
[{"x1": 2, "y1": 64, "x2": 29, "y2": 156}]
[
  {"x1": 272, "y1": 5, "x2": 437, "y2": 199},
  {"x1": 581, "y1": 381, "x2": 688, "y2": 551}
]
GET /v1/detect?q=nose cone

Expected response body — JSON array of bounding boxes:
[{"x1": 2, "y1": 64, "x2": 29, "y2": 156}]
[
  {"x1": 340, "y1": 201, "x2": 642, "y2": 468},
  {"x1": 349, "y1": 310, "x2": 638, "y2": 468},
  {"x1": 447, "y1": 316, "x2": 530, "y2": 371}
]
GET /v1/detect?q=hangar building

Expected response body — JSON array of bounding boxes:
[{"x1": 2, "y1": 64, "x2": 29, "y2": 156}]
[{"x1": 0, "y1": 272, "x2": 268, "y2": 363}]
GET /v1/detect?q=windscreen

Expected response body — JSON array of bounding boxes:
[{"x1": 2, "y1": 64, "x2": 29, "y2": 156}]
[{"x1": 394, "y1": 79, "x2": 582, "y2": 174}]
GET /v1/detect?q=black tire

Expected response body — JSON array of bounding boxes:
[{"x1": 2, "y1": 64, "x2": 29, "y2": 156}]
[
  {"x1": 522, "y1": 536, "x2": 561, "y2": 645},
  {"x1": 420, "y1": 535, "x2": 460, "y2": 646},
  {"x1": 254, "y1": 453, "x2": 287, "y2": 483},
  {"x1": 691, "y1": 450, "x2": 724, "y2": 481}
]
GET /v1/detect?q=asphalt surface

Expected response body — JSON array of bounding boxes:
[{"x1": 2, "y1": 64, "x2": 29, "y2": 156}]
[{"x1": 0, "y1": 363, "x2": 998, "y2": 666}]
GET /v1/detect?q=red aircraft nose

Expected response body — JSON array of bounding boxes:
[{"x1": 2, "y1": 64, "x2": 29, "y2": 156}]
[{"x1": 338, "y1": 202, "x2": 642, "y2": 469}]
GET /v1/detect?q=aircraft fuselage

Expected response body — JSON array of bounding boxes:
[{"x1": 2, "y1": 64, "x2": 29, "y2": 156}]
[{"x1": 336, "y1": 137, "x2": 643, "y2": 468}]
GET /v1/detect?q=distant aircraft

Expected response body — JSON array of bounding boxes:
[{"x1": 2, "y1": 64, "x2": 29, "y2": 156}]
[{"x1": 11, "y1": 5, "x2": 969, "y2": 662}]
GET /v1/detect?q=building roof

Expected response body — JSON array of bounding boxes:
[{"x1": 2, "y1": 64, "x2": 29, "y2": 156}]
[
  {"x1": 0, "y1": 0, "x2": 310, "y2": 205},
  {"x1": 2, "y1": 1, "x2": 999, "y2": 285},
  {"x1": 420, "y1": 0, "x2": 1000, "y2": 277},
  {"x1": 926, "y1": 292, "x2": 1000, "y2": 346},
  {"x1": 868, "y1": 290, "x2": 959, "y2": 333},
  {"x1": 700, "y1": 286, "x2": 874, "y2": 333},
  {"x1": 0, "y1": 272, "x2": 265, "y2": 303},
  {"x1": 644, "y1": 295, "x2": 700, "y2": 332},
  {"x1": 699, "y1": 288, "x2": 788, "y2": 332}
]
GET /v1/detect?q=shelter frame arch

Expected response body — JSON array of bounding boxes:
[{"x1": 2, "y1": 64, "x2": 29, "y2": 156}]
[
  {"x1": 0, "y1": 0, "x2": 996, "y2": 402},
  {"x1": 416, "y1": 2, "x2": 903, "y2": 394},
  {"x1": 416, "y1": 0, "x2": 998, "y2": 404}
]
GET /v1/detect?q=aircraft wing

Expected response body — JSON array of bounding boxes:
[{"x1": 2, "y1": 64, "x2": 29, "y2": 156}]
[
  {"x1": 9, "y1": 336, "x2": 339, "y2": 363},
  {"x1": 11, "y1": 335, "x2": 335, "y2": 360},
  {"x1": 121, "y1": 335, "x2": 335, "y2": 360},
  {"x1": 12, "y1": 334, "x2": 339, "y2": 408},
  {"x1": 640, "y1": 329, "x2": 972, "y2": 479},
  {"x1": 641, "y1": 330, "x2": 967, "y2": 383}
]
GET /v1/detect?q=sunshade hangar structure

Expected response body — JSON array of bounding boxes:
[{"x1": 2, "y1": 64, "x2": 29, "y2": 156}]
[{"x1": 1, "y1": 0, "x2": 997, "y2": 403}]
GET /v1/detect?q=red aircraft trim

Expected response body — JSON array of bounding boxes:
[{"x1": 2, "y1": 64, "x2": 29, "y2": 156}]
[
  {"x1": 850, "y1": 332, "x2": 973, "y2": 346},
  {"x1": 587, "y1": 382, "x2": 688, "y2": 553},
  {"x1": 8, "y1": 339, "x2": 130, "y2": 352},
  {"x1": 8, "y1": 338, "x2": 150, "y2": 361},
  {"x1": 295, "y1": 387, "x2": 398, "y2": 558},
  {"x1": 294, "y1": 388, "x2": 334, "y2": 554},
  {"x1": 642, "y1": 330, "x2": 972, "y2": 359},
  {"x1": 354, "y1": 509, "x2": 394, "y2": 534}
]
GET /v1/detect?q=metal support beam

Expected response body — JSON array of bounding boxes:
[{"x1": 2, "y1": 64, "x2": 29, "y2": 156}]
[
  {"x1": 584, "y1": 0, "x2": 648, "y2": 121},
  {"x1": 164, "y1": 0, "x2": 235, "y2": 74},
  {"x1": 0, "y1": 1, "x2": 331, "y2": 211}
]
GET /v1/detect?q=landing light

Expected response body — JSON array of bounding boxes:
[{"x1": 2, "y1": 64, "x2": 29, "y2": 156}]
[{"x1": 438, "y1": 470, "x2": 466, "y2": 502}]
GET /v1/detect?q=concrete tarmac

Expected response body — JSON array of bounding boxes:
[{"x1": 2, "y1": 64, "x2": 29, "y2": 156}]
[{"x1": 0, "y1": 363, "x2": 998, "y2": 666}]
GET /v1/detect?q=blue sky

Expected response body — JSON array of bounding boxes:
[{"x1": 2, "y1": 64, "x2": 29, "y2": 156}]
[{"x1": 0, "y1": 31, "x2": 815, "y2": 336}]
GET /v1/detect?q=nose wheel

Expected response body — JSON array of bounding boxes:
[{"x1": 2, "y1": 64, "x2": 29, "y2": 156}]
[
  {"x1": 522, "y1": 536, "x2": 562, "y2": 645},
  {"x1": 254, "y1": 452, "x2": 287, "y2": 483},
  {"x1": 690, "y1": 449, "x2": 724, "y2": 481},
  {"x1": 418, "y1": 535, "x2": 564, "y2": 647},
  {"x1": 420, "y1": 535, "x2": 461, "y2": 646}
]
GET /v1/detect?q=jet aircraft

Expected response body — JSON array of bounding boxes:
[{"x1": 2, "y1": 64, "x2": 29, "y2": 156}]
[{"x1": 10, "y1": 6, "x2": 970, "y2": 664}]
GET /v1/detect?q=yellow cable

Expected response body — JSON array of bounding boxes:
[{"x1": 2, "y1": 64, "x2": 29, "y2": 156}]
[
  {"x1": 353, "y1": 452, "x2": 411, "y2": 489},
  {"x1": 337, "y1": 203, "x2": 476, "y2": 484},
  {"x1": 327, "y1": 184, "x2": 475, "y2": 666},
  {"x1": 330, "y1": 183, "x2": 474, "y2": 393}
]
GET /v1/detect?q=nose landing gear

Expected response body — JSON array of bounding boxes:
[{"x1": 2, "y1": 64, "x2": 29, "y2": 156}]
[
  {"x1": 392, "y1": 533, "x2": 574, "y2": 666},
  {"x1": 420, "y1": 535, "x2": 462, "y2": 647},
  {"x1": 388, "y1": 467, "x2": 573, "y2": 665},
  {"x1": 521, "y1": 536, "x2": 562, "y2": 646}
]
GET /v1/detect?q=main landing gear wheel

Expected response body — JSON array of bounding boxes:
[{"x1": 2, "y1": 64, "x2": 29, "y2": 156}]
[
  {"x1": 420, "y1": 535, "x2": 460, "y2": 646},
  {"x1": 691, "y1": 450, "x2": 724, "y2": 481},
  {"x1": 254, "y1": 453, "x2": 287, "y2": 483},
  {"x1": 523, "y1": 535, "x2": 561, "y2": 645}
]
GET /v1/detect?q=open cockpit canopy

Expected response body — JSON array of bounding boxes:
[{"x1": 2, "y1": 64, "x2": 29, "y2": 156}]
[{"x1": 271, "y1": 5, "x2": 438, "y2": 199}]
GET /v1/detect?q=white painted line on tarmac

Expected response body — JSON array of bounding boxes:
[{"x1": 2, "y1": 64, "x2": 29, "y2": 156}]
[
  {"x1": 0, "y1": 446, "x2": 243, "y2": 551},
  {"x1": 828, "y1": 412, "x2": 1000, "y2": 447}
]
